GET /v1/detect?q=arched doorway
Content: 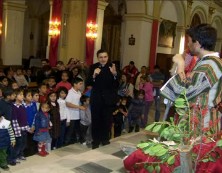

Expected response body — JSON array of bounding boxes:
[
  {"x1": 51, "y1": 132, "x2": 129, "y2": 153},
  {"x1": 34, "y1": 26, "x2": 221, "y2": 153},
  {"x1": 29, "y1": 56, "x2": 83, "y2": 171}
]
[
  {"x1": 22, "y1": 0, "x2": 50, "y2": 62},
  {"x1": 190, "y1": 13, "x2": 201, "y2": 27},
  {"x1": 101, "y1": 0, "x2": 126, "y2": 65}
]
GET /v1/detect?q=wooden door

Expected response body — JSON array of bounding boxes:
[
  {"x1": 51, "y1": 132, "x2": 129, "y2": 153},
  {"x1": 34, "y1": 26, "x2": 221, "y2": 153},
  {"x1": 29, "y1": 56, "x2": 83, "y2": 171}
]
[{"x1": 156, "y1": 53, "x2": 174, "y2": 81}]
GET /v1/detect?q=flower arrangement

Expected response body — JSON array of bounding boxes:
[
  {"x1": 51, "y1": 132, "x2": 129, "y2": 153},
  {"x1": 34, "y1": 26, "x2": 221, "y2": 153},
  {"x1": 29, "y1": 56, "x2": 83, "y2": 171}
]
[{"x1": 136, "y1": 90, "x2": 222, "y2": 172}]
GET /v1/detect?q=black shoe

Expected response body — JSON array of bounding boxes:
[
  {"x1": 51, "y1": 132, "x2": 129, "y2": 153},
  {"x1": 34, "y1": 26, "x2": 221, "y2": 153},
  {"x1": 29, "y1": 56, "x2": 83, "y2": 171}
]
[
  {"x1": 1, "y1": 165, "x2": 10, "y2": 170},
  {"x1": 92, "y1": 144, "x2": 99, "y2": 149},
  {"x1": 8, "y1": 161, "x2": 16, "y2": 166},
  {"x1": 135, "y1": 125, "x2": 140, "y2": 132},
  {"x1": 101, "y1": 141, "x2": 110, "y2": 146},
  {"x1": 91, "y1": 141, "x2": 100, "y2": 149},
  {"x1": 128, "y1": 126, "x2": 134, "y2": 133}
]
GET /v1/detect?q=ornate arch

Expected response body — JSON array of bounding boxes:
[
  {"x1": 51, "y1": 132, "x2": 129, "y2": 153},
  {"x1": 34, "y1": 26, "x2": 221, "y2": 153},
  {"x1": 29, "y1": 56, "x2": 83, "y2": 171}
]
[
  {"x1": 159, "y1": 0, "x2": 186, "y2": 26},
  {"x1": 190, "y1": 13, "x2": 201, "y2": 27},
  {"x1": 211, "y1": 15, "x2": 222, "y2": 38},
  {"x1": 190, "y1": 6, "x2": 207, "y2": 24}
]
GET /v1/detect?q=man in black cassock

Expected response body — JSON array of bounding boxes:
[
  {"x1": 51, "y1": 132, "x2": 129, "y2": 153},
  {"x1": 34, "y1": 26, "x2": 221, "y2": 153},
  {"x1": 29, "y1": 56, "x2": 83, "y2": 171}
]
[{"x1": 87, "y1": 49, "x2": 119, "y2": 149}]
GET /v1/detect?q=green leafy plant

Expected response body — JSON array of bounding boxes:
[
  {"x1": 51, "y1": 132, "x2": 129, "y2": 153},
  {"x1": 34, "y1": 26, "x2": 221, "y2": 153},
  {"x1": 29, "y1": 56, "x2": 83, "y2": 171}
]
[{"x1": 135, "y1": 90, "x2": 222, "y2": 172}]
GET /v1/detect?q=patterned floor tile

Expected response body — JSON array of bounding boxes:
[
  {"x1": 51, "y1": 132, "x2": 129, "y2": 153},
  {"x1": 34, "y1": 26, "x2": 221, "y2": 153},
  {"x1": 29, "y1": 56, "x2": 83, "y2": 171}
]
[
  {"x1": 73, "y1": 162, "x2": 112, "y2": 173},
  {"x1": 111, "y1": 150, "x2": 127, "y2": 159}
]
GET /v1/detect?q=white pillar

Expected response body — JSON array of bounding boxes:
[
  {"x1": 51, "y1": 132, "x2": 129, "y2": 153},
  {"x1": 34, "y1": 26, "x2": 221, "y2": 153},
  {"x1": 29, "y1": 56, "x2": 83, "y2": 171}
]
[
  {"x1": 93, "y1": 0, "x2": 108, "y2": 63},
  {"x1": 46, "y1": 0, "x2": 53, "y2": 59},
  {"x1": 122, "y1": 14, "x2": 153, "y2": 68},
  {"x1": 1, "y1": 1, "x2": 26, "y2": 65}
]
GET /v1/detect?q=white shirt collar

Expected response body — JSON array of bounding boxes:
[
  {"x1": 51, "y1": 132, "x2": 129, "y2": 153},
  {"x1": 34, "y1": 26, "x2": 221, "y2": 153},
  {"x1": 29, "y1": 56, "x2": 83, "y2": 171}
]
[
  {"x1": 14, "y1": 102, "x2": 23, "y2": 108},
  {"x1": 202, "y1": 52, "x2": 220, "y2": 58}
]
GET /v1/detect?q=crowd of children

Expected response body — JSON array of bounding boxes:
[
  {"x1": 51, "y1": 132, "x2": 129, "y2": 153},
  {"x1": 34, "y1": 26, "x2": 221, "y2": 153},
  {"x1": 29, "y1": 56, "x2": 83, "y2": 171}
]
[
  {"x1": 0, "y1": 66, "x2": 94, "y2": 171},
  {"x1": 0, "y1": 59, "x2": 157, "y2": 171}
]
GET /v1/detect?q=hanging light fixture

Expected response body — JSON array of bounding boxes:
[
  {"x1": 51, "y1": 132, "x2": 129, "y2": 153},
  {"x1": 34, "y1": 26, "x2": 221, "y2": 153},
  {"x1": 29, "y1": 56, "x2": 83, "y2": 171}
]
[
  {"x1": 49, "y1": 18, "x2": 61, "y2": 37},
  {"x1": 86, "y1": 21, "x2": 98, "y2": 39}
]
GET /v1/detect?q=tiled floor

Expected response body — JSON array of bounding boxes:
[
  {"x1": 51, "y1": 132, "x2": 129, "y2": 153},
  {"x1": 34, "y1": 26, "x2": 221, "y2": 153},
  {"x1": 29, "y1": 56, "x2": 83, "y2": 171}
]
[{"x1": 3, "y1": 103, "x2": 166, "y2": 173}]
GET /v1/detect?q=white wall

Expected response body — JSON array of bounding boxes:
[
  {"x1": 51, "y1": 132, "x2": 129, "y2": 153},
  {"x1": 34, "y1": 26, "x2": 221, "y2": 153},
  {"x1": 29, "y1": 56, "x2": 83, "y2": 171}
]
[
  {"x1": 121, "y1": 16, "x2": 152, "y2": 69},
  {"x1": 127, "y1": 1, "x2": 146, "y2": 14}
]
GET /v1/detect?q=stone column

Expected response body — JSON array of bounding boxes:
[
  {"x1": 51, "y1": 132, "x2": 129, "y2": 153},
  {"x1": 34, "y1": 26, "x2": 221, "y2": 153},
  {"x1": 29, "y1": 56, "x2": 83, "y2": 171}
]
[
  {"x1": 1, "y1": 0, "x2": 26, "y2": 65},
  {"x1": 122, "y1": 14, "x2": 153, "y2": 69},
  {"x1": 46, "y1": 0, "x2": 53, "y2": 59},
  {"x1": 148, "y1": 18, "x2": 159, "y2": 71},
  {"x1": 208, "y1": 7, "x2": 215, "y2": 24},
  {"x1": 186, "y1": 0, "x2": 193, "y2": 27},
  {"x1": 184, "y1": 0, "x2": 193, "y2": 51},
  {"x1": 148, "y1": 0, "x2": 160, "y2": 72},
  {"x1": 93, "y1": 0, "x2": 108, "y2": 63}
]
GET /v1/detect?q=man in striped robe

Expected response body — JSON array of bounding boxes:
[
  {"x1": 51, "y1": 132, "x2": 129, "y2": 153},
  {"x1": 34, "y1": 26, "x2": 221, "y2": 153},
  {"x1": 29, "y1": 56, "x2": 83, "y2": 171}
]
[
  {"x1": 161, "y1": 24, "x2": 222, "y2": 140},
  {"x1": 124, "y1": 24, "x2": 222, "y2": 173}
]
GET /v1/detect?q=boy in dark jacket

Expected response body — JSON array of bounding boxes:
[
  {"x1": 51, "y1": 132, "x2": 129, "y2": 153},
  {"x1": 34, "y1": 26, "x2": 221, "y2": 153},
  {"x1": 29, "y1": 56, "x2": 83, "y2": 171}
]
[
  {"x1": 128, "y1": 90, "x2": 145, "y2": 133},
  {"x1": 0, "y1": 111, "x2": 16, "y2": 170},
  {"x1": 0, "y1": 88, "x2": 16, "y2": 121},
  {"x1": 113, "y1": 97, "x2": 128, "y2": 137}
]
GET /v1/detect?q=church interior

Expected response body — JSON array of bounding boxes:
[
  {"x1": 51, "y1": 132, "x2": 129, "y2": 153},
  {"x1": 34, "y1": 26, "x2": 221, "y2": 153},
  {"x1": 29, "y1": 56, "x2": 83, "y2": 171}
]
[{"x1": 0, "y1": 0, "x2": 222, "y2": 173}]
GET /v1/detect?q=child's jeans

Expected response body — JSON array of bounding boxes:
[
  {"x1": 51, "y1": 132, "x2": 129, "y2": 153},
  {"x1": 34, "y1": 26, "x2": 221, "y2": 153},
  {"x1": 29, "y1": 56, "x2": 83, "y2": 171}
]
[
  {"x1": 80, "y1": 124, "x2": 89, "y2": 143},
  {"x1": 128, "y1": 117, "x2": 140, "y2": 133},
  {"x1": 14, "y1": 131, "x2": 27, "y2": 159},
  {"x1": 58, "y1": 119, "x2": 67, "y2": 147},
  {"x1": 0, "y1": 149, "x2": 7, "y2": 166},
  {"x1": 142, "y1": 101, "x2": 153, "y2": 128}
]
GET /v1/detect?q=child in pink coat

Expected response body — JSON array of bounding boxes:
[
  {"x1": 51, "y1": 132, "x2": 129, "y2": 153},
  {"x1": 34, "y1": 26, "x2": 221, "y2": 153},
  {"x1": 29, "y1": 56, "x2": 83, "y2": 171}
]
[{"x1": 139, "y1": 75, "x2": 154, "y2": 127}]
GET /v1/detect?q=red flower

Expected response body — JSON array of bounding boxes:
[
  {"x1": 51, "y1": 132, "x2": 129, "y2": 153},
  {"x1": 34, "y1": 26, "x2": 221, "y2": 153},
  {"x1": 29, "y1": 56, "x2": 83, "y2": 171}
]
[
  {"x1": 202, "y1": 136, "x2": 207, "y2": 143},
  {"x1": 209, "y1": 120, "x2": 213, "y2": 127},
  {"x1": 201, "y1": 107, "x2": 208, "y2": 117},
  {"x1": 191, "y1": 116, "x2": 199, "y2": 124},
  {"x1": 202, "y1": 127, "x2": 209, "y2": 132}
]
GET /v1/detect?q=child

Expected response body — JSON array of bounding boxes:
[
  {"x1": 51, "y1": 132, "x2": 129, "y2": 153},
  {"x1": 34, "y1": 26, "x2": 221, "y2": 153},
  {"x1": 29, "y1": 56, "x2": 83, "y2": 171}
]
[
  {"x1": 79, "y1": 95, "x2": 91, "y2": 145},
  {"x1": 113, "y1": 97, "x2": 128, "y2": 137},
  {"x1": 57, "y1": 87, "x2": 70, "y2": 147},
  {"x1": 23, "y1": 89, "x2": 38, "y2": 156},
  {"x1": 0, "y1": 88, "x2": 16, "y2": 121},
  {"x1": 32, "y1": 89, "x2": 40, "y2": 110},
  {"x1": 65, "y1": 77, "x2": 85, "y2": 145},
  {"x1": 0, "y1": 111, "x2": 16, "y2": 170},
  {"x1": 14, "y1": 68, "x2": 28, "y2": 88},
  {"x1": 0, "y1": 76, "x2": 9, "y2": 88},
  {"x1": 56, "y1": 71, "x2": 72, "y2": 91},
  {"x1": 11, "y1": 89, "x2": 30, "y2": 162},
  {"x1": 47, "y1": 91, "x2": 61, "y2": 150},
  {"x1": 4, "y1": 67, "x2": 15, "y2": 85},
  {"x1": 11, "y1": 81, "x2": 19, "y2": 90},
  {"x1": 47, "y1": 76, "x2": 57, "y2": 94},
  {"x1": 33, "y1": 103, "x2": 51, "y2": 157},
  {"x1": 139, "y1": 75, "x2": 154, "y2": 127},
  {"x1": 128, "y1": 90, "x2": 145, "y2": 133},
  {"x1": 38, "y1": 83, "x2": 48, "y2": 103}
]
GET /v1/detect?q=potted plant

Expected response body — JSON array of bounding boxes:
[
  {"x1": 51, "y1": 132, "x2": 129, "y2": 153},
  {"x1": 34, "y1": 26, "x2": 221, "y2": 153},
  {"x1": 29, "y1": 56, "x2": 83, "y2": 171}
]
[{"x1": 136, "y1": 90, "x2": 222, "y2": 173}]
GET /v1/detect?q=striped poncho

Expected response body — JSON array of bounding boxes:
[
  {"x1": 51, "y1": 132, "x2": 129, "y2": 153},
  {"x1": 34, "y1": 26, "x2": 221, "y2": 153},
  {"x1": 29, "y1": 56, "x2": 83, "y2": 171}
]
[{"x1": 161, "y1": 55, "x2": 222, "y2": 139}]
